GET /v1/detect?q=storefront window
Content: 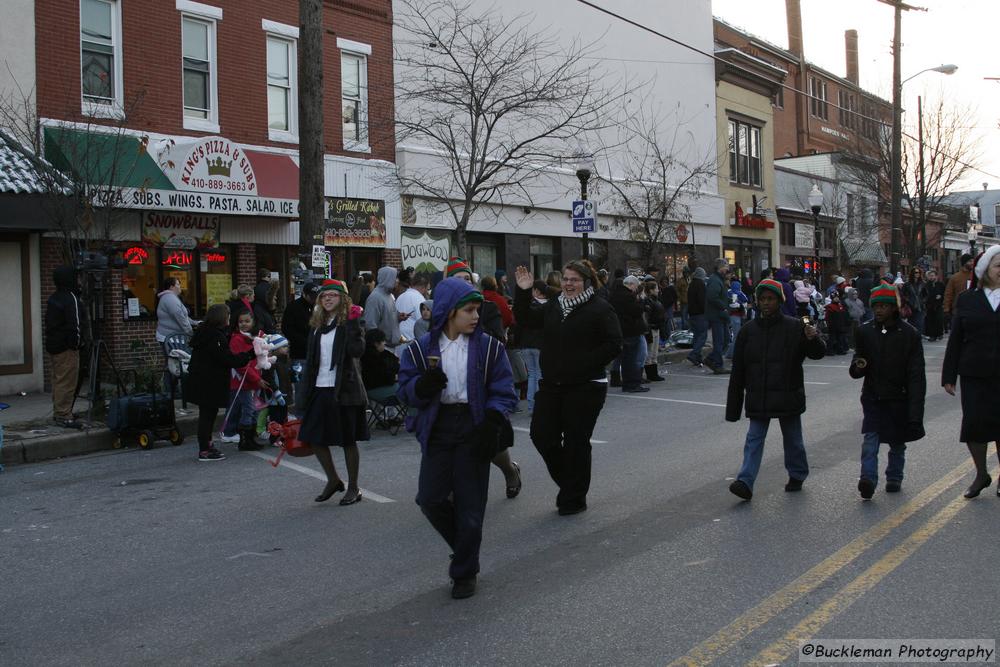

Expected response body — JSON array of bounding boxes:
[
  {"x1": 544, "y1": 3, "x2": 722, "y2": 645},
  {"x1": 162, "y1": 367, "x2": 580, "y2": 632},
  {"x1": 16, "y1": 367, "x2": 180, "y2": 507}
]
[
  {"x1": 200, "y1": 247, "x2": 233, "y2": 313},
  {"x1": 161, "y1": 249, "x2": 196, "y2": 316},
  {"x1": 256, "y1": 245, "x2": 291, "y2": 312},
  {"x1": 122, "y1": 245, "x2": 157, "y2": 319},
  {"x1": 121, "y1": 244, "x2": 234, "y2": 321},
  {"x1": 529, "y1": 237, "x2": 555, "y2": 278},
  {"x1": 470, "y1": 244, "x2": 497, "y2": 282}
]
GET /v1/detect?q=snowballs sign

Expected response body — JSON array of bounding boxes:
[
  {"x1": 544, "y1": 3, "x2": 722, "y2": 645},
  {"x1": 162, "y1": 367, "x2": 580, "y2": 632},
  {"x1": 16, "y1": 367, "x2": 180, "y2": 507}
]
[
  {"x1": 142, "y1": 211, "x2": 220, "y2": 249},
  {"x1": 324, "y1": 197, "x2": 387, "y2": 247}
]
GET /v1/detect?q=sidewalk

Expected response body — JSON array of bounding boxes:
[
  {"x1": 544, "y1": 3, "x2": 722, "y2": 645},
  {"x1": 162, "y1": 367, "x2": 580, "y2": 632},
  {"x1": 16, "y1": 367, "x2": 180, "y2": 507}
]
[
  {"x1": 0, "y1": 345, "x2": 698, "y2": 467},
  {"x1": 0, "y1": 391, "x2": 197, "y2": 466}
]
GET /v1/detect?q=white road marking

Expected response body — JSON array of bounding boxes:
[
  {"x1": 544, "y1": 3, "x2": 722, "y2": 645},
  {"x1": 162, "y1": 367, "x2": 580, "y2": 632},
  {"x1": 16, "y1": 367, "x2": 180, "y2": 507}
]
[
  {"x1": 227, "y1": 551, "x2": 273, "y2": 560},
  {"x1": 511, "y1": 425, "x2": 607, "y2": 444},
  {"x1": 247, "y1": 451, "x2": 395, "y2": 503},
  {"x1": 679, "y1": 374, "x2": 829, "y2": 386},
  {"x1": 607, "y1": 394, "x2": 725, "y2": 408}
]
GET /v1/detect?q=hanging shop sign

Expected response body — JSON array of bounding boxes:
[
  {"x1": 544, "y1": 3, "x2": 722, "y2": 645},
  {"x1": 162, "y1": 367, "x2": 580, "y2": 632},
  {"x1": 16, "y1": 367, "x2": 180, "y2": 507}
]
[
  {"x1": 794, "y1": 223, "x2": 815, "y2": 248},
  {"x1": 733, "y1": 201, "x2": 775, "y2": 229},
  {"x1": 401, "y1": 228, "x2": 450, "y2": 273},
  {"x1": 142, "y1": 211, "x2": 220, "y2": 249},
  {"x1": 324, "y1": 197, "x2": 387, "y2": 247}
]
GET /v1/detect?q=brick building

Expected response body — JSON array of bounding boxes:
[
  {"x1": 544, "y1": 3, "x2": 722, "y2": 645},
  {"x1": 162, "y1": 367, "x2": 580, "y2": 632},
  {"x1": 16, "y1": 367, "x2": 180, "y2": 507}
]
[{"x1": 23, "y1": 0, "x2": 399, "y2": 393}]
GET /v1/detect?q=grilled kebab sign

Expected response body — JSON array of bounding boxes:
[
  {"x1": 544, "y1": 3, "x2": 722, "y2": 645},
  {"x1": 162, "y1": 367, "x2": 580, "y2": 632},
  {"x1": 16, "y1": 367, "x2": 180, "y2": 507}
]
[{"x1": 324, "y1": 197, "x2": 387, "y2": 247}]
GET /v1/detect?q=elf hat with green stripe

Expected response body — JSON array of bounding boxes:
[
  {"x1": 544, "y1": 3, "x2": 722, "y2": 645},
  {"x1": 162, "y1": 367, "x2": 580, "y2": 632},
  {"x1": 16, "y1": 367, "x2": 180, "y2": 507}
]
[
  {"x1": 755, "y1": 278, "x2": 785, "y2": 301},
  {"x1": 446, "y1": 257, "x2": 472, "y2": 277},
  {"x1": 318, "y1": 279, "x2": 348, "y2": 295},
  {"x1": 869, "y1": 284, "x2": 901, "y2": 307}
]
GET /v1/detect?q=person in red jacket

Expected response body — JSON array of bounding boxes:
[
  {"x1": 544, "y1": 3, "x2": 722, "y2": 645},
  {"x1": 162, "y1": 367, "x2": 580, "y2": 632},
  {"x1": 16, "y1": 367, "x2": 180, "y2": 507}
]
[
  {"x1": 223, "y1": 310, "x2": 270, "y2": 451},
  {"x1": 480, "y1": 275, "x2": 514, "y2": 331}
]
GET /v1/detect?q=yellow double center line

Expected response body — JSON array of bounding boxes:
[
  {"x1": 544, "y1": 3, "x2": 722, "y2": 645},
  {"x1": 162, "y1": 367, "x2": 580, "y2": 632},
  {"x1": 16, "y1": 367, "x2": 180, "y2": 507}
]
[{"x1": 668, "y1": 459, "x2": 975, "y2": 667}]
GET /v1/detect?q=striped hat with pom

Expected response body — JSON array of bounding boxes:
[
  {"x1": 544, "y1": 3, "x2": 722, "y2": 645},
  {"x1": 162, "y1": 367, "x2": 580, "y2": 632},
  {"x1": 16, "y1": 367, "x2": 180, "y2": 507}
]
[
  {"x1": 318, "y1": 279, "x2": 348, "y2": 294},
  {"x1": 869, "y1": 284, "x2": 900, "y2": 307},
  {"x1": 446, "y1": 257, "x2": 472, "y2": 277},
  {"x1": 755, "y1": 278, "x2": 785, "y2": 301}
]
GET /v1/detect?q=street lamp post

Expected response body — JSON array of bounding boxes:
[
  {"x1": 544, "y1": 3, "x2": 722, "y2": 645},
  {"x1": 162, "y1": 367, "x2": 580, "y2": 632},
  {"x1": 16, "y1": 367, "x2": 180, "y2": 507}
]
[
  {"x1": 808, "y1": 185, "x2": 823, "y2": 289},
  {"x1": 576, "y1": 150, "x2": 594, "y2": 261},
  {"x1": 890, "y1": 63, "x2": 958, "y2": 276}
]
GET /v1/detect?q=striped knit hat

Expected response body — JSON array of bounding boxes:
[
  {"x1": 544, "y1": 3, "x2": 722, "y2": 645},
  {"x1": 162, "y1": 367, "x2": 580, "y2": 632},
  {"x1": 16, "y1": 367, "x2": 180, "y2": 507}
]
[
  {"x1": 869, "y1": 284, "x2": 901, "y2": 307},
  {"x1": 454, "y1": 290, "x2": 484, "y2": 310},
  {"x1": 755, "y1": 278, "x2": 785, "y2": 301},
  {"x1": 318, "y1": 279, "x2": 348, "y2": 295},
  {"x1": 446, "y1": 256, "x2": 472, "y2": 277}
]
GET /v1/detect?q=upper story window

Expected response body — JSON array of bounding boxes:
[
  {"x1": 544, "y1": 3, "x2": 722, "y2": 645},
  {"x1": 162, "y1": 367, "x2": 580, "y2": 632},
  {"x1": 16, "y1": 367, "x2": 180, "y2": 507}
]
[
  {"x1": 266, "y1": 36, "x2": 297, "y2": 138},
  {"x1": 773, "y1": 84, "x2": 784, "y2": 109},
  {"x1": 809, "y1": 76, "x2": 828, "y2": 120},
  {"x1": 80, "y1": 0, "x2": 123, "y2": 117},
  {"x1": 728, "y1": 118, "x2": 762, "y2": 188},
  {"x1": 838, "y1": 90, "x2": 856, "y2": 130},
  {"x1": 178, "y1": 2, "x2": 222, "y2": 133},
  {"x1": 338, "y1": 38, "x2": 371, "y2": 152}
]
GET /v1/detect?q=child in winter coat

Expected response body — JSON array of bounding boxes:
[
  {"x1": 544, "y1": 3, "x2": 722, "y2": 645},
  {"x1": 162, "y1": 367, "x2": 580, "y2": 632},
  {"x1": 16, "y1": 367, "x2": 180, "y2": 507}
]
[
  {"x1": 413, "y1": 299, "x2": 433, "y2": 340},
  {"x1": 183, "y1": 305, "x2": 255, "y2": 461},
  {"x1": 850, "y1": 285, "x2": 925, "y2": 498},
  {"x1": 397, "y1": 277, "x2": 518, "y2": 600},
  {"x1": 221, "y1": 310, "x2": 269, "y2": 450},
  {"x1": 793, "y1": 280, "x2": 813, "y2": 317},
  {"x1": 824, "y1": 291, "x2": 851, "y2": 355}
]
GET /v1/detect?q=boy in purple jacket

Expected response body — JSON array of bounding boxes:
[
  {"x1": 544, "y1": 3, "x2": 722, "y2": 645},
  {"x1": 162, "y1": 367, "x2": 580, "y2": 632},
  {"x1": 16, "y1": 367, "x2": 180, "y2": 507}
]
[{"x1": 398, "y1": 277, "x2": 517, "y2": 599}]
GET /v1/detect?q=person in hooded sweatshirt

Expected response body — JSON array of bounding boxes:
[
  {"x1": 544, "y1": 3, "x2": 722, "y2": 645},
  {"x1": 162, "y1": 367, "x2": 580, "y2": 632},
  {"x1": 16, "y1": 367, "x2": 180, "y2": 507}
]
[
  {"x1": 184, "y1": 304, "x2": 255, "y2": 461},
  {"x1": 413, "y1": 299, "x2": 433, "y2": 340},
  {"x1": 45, "y1": 266, "x2": 86, "y2": 428},
  {"x1": 773, "y1": 268, "x2": 797, "y2": 317},
  {"x1": 397, "y1": 277, "x2": 518, "y2": 600},
  {"x1": 364, "y1": 266, "x2": 404, "y2": 355}
]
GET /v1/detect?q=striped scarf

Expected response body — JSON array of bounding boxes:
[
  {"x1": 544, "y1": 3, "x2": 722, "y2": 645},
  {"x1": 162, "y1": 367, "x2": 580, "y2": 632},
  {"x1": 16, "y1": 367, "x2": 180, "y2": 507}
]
[{"x1": 557, "y1": 287, "x2": 595, "y2": 320}]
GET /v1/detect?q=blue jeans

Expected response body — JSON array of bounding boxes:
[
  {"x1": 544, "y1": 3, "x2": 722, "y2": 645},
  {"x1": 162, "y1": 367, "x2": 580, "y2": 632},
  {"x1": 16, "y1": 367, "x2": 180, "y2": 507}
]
[
  {"x1": 860, "y1": 432, "x2": 906, "y2": 486},
  {"x1": 737, "y1": 416, "x2": 809, "y2": 490},
  {"x1": 725, "y1": 315, "x2": 742, "y2": 358},
  {"x1": 521, "y1": 347, "x2": 542, "y2": 410},
  {"x1": 681, "y1": 304, "x2": 690, "y2": 330},
  {"x1": 223, "y1": 389, "x2": 256, "y2": 436},
  {"x1": 708, "y1": 318, "x2": 727, "y2": 368},
  {"x1": 621, "y1": 335, "x2": 646, "y2": 390},
  {"x1": 687, "y1": 314, "x2": 708, "y2": 364}
]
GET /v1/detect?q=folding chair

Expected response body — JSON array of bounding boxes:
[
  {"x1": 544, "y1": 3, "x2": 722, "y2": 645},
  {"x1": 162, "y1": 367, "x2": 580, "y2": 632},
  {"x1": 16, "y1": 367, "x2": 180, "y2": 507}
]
[{"x1": 367, "y1": 393, "x2": 407, "y2": 436}]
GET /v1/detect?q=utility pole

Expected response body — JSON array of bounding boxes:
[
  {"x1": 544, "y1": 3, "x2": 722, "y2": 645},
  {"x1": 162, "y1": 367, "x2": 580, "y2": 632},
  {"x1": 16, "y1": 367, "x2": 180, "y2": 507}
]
[
  {"x1": 878, "y1": 0, "x2": 926, "y2": 277},
  {"x1": 299, "y1": 0, "x2": 325, "y2": 258}
]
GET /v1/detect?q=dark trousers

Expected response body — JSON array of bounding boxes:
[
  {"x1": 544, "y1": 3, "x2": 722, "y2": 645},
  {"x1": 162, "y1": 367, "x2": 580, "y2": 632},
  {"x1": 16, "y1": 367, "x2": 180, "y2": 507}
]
[
  {"x1": 197, "y1": 405, "x2": 218, "y2": 451},
  {"x1": 708, "y1": 318, "x2": 727, "y2": 368},
  {"x1": 620, "y1": 335, "x2": 645, "y2": 390},
  {"x1": 416, "y1": 404, "x2": 490, "y2": 580},
  {"x1": 530, "y1": 381, "x2": 608, "y2": 510}
]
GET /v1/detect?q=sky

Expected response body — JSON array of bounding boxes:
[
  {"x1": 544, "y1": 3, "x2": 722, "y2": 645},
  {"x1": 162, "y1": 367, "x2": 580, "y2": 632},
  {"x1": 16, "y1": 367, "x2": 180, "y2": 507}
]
[{"x1": 711, "y1": 0, "x2": 1000, "y2": 193}]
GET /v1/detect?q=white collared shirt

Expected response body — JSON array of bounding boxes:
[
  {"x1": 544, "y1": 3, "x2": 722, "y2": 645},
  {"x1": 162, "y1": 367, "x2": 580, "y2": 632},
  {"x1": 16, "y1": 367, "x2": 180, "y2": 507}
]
[
  {"x1": 985, "y1": 287, "x2": 1000, "y2": 312},
  {"x1": 438, "y1": 332, "x2": 469, "y2": 404},
  {"x1": 316, "y1": 327, "x2": 338, "y2": 387}
]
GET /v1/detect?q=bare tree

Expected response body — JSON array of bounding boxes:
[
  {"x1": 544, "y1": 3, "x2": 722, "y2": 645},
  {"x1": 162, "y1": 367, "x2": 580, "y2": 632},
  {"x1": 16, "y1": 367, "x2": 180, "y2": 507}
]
[
  {"x1": 393, "y1": 0, "x2": 628, "y2": 257},
  {"x1": 593, "y1": 105, "x2": 716, "y2": 268}
]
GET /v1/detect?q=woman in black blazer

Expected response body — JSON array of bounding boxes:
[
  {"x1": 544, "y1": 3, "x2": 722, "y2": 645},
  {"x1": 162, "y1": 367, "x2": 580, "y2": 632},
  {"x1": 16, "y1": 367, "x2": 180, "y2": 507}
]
[
  {"x1": 298, "y1": 279, "x2": 369, "y2": 505},
  {"x1": 942, "y1": 246, "x2": 1000, "y2": 498}
]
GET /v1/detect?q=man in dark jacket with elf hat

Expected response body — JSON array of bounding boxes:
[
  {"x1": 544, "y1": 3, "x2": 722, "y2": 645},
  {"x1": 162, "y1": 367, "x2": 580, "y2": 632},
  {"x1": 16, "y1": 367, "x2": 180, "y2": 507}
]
[
  {"x1": 850, "y1": 283, "x2": 925, "y2": 499},
  {"x1": 726, "y1": 278, "x2": 825, "y2": 500}
]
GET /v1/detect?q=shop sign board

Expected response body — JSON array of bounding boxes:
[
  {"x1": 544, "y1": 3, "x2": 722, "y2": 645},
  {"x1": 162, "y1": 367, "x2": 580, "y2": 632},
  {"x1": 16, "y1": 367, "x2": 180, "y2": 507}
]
[
  {"x1": 142, "y1": 211, "x2": 220, "y2": 249},
  {"x1": 401, "y1": 229, "x2": 451, "y2": 274},
  {"x1": 794, "y1": 223, "x2": 815, "y2": 248},
  {"x1": 324, "y1": 197, "x2": 387, "y2": 247}
]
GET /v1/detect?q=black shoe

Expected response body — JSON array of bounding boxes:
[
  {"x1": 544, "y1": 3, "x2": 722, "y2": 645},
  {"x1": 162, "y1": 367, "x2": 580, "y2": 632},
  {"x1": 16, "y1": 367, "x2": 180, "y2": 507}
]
[
  {"x1": 645, "y1": 365, "x2": 665, "y2": 381},
  {"x1": 557, "y1": 503, "x2": 587, "y2": 516},
  {"x1": 237, "y1": 427, "x2": 262, "y2": 451},
  {"x1": 687, "y1": 358, "x2": 703, "y2": 368},
  {"x1": 339, "y1": 488, "x2": 363, "y2": 506},
  {"x1": 964, "y1": 474, "x2": 992, "y2": 499},
  {"x1": 315, "y1": 480, "x2": 345, "y2": 502},
  {"x1": 785, "y1": 477, "x2": 804, "y2": 492},
  {"x1": 623, "y1": 386, "x2": 650, "y2": 393},
  {"x1": 711, "y1": 366, "x2": 731, "y2": 375},
  {"x1": 609, "y1": 370, "x2": 622, "y2": 387},
  {"x1": 505, "y1": 462, "x2": 522, "y2": 499},
  {"x1": 858, "y1": 477, "x2": 875, "y2": 500},
  {"x1": 198, "y1": 448, "x2": 226, "y2": 462},
  {"x1": 885, "y1": 480, "x2": 901, "y2": 493},
  {"x1": 451, "y1": 576, "x2": 477, "y2": 599},
  {"x1": 729, "y1": 480, "x2": 752, "y2": 500}
]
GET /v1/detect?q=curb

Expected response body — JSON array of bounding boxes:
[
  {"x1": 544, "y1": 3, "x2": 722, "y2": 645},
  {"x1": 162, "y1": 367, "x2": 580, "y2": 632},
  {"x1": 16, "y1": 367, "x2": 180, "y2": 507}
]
[{"x1": 2, "y1": 413, "x2": 200, "y2": 467}]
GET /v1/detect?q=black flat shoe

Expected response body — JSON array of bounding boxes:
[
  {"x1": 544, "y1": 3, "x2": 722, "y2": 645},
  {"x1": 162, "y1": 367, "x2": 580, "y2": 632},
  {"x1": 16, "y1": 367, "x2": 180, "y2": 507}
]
[
  {"x1": 964, "y1": 474, "x2": 992, "y2": 499},
  {"x1": 785, "y1": 477, "x2": 804, "y2": 492},
  {"x1": 339, "y1": 489, "x2": 363, "y2": 506},
  {"x1": 451, "y1": 577, "x2": 477, "y2": 599},
  {"x1": 729, "y1": 480, "x2": 752, "y2": 500},
  {"x1": 858, "y1": 478, "x2": 875, "y2": 500},
  {"x1": 885, "y1": 480, "x2": 901, "y2": 493},
  {"x1": 315, "y1": 480, "x2": 346, "y2": 503},
  {"x1": 505, "y1": 462, "x2": 522, "y2": 499},
  {"x1": 557, "y1": 503, "x2": 587, "y2": 516}
]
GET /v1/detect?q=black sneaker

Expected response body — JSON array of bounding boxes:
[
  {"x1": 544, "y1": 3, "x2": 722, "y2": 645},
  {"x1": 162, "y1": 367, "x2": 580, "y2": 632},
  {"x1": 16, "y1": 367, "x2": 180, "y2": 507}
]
[
  {"x1": 729, "y1": 480, "x2": 752, "y2": 500},
  {"x1": 885, "y1": 480, "x2": 901, "y2": 493},
  {"x1": 784, "y1": 477, "x2": 804, "y2": 492},
  {"x1": 623, "y1": 386, "x2": 651, "y2": 393},
  {"x1": 198, "y1": 448, "x2": 226, "y2": 462},
  {"x1": 858, "y1": 477, "x2": 876, "y2": 499},
  {"x1": 451, "y1": 577, "x2": 477, "y2": 599},
  {"x1": 557, "y1": 502, "x2": 587, "y2": 516}
]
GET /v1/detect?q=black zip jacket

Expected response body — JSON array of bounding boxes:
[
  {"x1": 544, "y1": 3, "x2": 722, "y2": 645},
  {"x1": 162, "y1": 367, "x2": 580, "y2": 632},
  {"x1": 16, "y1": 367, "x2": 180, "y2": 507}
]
[
  {"x1": 687, "y1": 278, "x2": 706, "y2": 316},
  {"x1": 610, "y1": 282, "x2": 647, "y2": 337},
  {"x1": 726, "y1": 313, "x2": 826, "y2": 421},
  {"x1": 514, "y1": 287, "x2": 623, "y2": 386},
  {"x1": 849, "y1": 318, "x2": 925, "y2": 424},
  {"x1": 45, "y1": 267, "x2": 84, "y2": 354},
  {"x1": 183, "y1": 326, "x2": 254, "y2": 409},
  {"x1": 281, "y1": 297, "x2": 313, "y2": 359},
  {"x1": 301, "y1": 319, "x2": 367, "y2": 408}
]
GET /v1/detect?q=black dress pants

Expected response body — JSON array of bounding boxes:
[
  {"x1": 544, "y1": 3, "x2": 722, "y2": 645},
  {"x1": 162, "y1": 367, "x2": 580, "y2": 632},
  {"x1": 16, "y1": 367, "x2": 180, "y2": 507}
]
[
  {"x1": 529, "y1": 380, "x2": 608, "y2": 510},
  {"x1": 416, "y1": 404, "x2": 490, "y2": 580}
]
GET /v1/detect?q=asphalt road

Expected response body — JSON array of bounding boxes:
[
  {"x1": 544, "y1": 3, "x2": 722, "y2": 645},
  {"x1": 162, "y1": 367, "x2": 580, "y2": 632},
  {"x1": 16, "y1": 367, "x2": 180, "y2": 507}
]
[{"x1": 3, "y1": 339, "x2": 995, "y2": 666}]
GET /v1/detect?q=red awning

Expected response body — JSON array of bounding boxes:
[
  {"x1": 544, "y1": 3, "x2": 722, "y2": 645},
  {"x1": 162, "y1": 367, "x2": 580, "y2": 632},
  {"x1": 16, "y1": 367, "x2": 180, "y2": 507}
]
[{"x1": 244, "y1": 150, "x2": 299, "y2": 200}]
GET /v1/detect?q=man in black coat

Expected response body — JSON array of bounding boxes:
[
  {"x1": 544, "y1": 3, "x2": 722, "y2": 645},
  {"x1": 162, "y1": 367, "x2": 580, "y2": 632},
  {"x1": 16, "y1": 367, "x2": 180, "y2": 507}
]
[
  {"x1": 686, "y1": 267, "x2": 708, "y2": 366},
  {"x1": 282, "y1": 282, "x2": 318, "y2": 405},
  {"x1": 725, "y1": 279, "x2": 825, "y2": 500},
  {"x1": 610, "y1": 275, "x2": 649, "y2": 393},
  {"x1": 45, "y1": 266, "x2": 86, "y2": 428},
  {"x1": 850, "y1": 284, "x2": 925, "y2": 499}
]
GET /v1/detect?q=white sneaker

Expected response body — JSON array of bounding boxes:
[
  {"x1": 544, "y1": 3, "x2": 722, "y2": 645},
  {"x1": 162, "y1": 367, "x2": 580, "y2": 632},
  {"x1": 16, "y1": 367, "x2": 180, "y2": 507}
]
[{"x1": 218, "y1": 433, "x2": 240, "y2": 444}]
